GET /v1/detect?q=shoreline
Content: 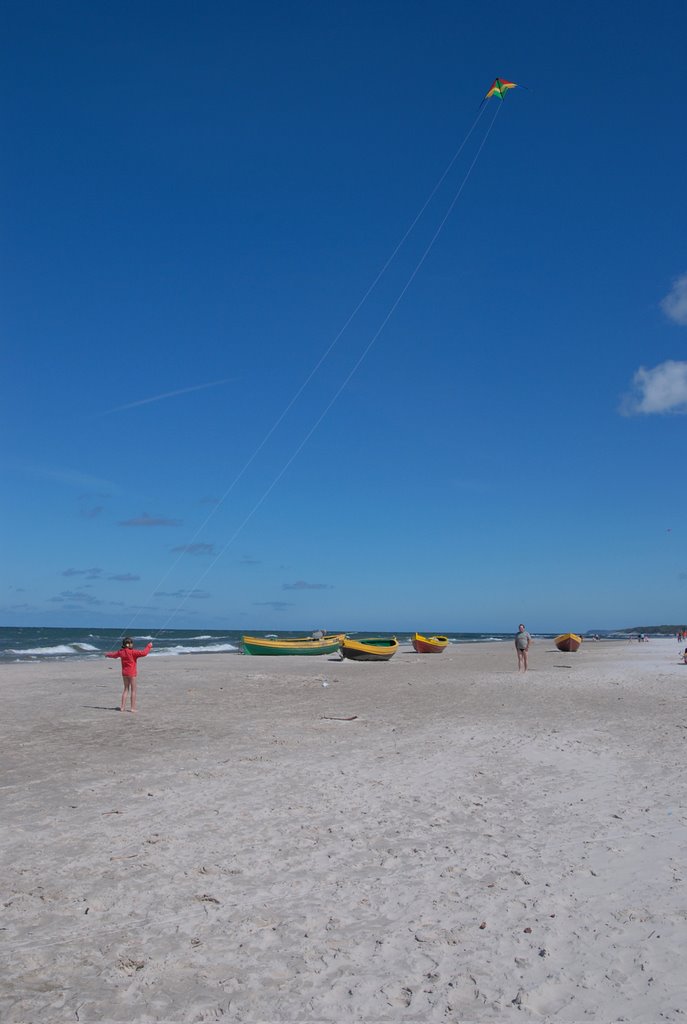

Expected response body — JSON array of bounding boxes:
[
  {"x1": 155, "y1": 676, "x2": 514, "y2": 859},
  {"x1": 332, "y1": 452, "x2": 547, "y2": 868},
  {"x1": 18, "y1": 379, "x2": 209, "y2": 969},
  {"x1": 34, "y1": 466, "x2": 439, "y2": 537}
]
[
  {"x1": 2, "y1": 639, "x2": 686, "y2": 1021},
  {"x1": 1, "y1": 627, "x2": 669, "y2": 665}
]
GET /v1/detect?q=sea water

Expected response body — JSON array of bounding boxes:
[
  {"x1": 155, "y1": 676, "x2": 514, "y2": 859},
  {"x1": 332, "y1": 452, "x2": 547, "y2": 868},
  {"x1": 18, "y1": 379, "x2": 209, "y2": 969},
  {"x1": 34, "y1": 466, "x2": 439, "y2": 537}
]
[{"x1": 0, "y1": 627, "x2": 542, "y2": 663}]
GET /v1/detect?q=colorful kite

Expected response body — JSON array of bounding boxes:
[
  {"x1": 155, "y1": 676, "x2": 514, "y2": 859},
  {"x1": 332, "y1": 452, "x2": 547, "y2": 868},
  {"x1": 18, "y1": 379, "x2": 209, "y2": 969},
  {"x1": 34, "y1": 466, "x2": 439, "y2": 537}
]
[{"x1": 484, "y1": 78, "x2": 517, "y2": 101}]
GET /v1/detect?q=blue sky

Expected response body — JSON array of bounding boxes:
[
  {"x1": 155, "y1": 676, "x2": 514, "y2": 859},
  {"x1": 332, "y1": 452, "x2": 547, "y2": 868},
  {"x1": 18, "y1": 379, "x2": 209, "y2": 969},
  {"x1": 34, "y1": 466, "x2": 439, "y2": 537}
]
[{"x1": 3, "y1": 1, "x2": 687, "y2": 633}]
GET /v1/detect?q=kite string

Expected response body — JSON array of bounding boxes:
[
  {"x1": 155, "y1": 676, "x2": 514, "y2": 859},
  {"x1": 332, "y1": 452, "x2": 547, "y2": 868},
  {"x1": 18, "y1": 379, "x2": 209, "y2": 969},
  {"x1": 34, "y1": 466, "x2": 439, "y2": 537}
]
[
  {"x1": 126, "y1": 104, "x2": 491, "y2": 636},
  {"x1": 152, "y1": 102, "x2": 503, "y2": 627}
]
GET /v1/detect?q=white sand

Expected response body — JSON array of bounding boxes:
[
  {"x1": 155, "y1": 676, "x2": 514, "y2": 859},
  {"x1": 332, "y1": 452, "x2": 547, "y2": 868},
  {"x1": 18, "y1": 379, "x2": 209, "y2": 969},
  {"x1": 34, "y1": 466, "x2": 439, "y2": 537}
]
[{"x1": 2, "y1": 638, "x2": 686, "y2": 1022}]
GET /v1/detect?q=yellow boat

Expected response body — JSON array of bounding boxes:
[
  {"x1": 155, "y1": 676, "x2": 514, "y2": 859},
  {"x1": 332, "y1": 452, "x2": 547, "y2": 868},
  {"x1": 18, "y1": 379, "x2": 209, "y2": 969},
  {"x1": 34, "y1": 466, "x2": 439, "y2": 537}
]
[
  {"x1": 340, "y1": 636, "x2": 398, "y2": 661},
  {"x1": 412, "y1": 633, "x2": 449, "y2": 654},
  {"x1": 554, "y1": 633, "x2": 582, "y2": 652},
  {"x1": 242, "y1": 634, "x2": 344, "y2": 656}
]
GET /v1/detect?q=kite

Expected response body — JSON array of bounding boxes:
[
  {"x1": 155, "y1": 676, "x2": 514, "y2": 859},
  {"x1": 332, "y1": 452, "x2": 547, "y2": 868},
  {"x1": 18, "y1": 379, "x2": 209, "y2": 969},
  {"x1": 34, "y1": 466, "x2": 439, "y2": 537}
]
[{"x1": 484, "y1": 78, "x2": 517, "y2": 101}]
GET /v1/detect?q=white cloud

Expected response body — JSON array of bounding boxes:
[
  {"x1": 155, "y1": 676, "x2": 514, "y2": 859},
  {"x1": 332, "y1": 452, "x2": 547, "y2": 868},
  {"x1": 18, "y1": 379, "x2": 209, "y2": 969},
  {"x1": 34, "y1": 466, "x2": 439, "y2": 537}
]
[
  {"x1": 154, "y1": 589, "x2": 210, "y2": 599},
  {"x1": 282, "y1": 580, "x2": 332, "y2": 590},
  {"x1": 622, "y1": 360, "x2": 687, "y2": 415},
  {"x1": 103, "y1": 378, "x2": 234, "y2": 415},
  {"x1": 661, "y1": 273, "x2": 687, "y2": 325},
  {"x1": 171, "y1": 543, "x2": 215, "y2": 555}
]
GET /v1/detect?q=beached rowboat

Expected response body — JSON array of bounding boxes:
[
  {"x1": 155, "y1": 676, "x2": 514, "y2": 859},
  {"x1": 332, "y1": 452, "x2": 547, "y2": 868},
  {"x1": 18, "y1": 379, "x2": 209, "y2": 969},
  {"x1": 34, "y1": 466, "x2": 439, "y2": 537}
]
[
  {"x1": 340, "y1": 637, "x2": 399, "y2": 661},
  {"x1": 242, "y1": 634, "x2": 344, "y2": 656},
  {"x1": 554, "y1": 633, "x2": 582, "y2": 653},
  {"x1": 412, "y1": 633, "x2": 449, "y2": 654}
]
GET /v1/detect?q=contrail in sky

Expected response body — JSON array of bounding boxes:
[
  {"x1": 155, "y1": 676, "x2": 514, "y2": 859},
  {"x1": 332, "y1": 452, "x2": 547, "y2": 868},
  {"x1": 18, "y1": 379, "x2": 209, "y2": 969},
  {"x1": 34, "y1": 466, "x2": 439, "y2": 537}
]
[{"x1": 103, "y1": 377, "x2": 234, "y2": 414}]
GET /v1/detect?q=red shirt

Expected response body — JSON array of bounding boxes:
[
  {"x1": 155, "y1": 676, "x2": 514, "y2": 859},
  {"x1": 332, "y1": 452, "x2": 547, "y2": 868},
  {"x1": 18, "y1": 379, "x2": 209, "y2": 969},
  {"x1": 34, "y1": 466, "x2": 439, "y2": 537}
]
[{"x1": 106, "y1": 642, "x2": 152, "y2": 676}]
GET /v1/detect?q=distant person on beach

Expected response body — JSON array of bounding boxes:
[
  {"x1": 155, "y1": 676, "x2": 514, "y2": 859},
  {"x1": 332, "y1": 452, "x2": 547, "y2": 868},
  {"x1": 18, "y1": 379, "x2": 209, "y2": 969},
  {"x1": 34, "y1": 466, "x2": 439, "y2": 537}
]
[
  {"x1": 682, "y1": 647, "x2": 687, "y2": 664},
  {"x1": 515, "y1": 624, "x2": 531, "y2": 672},
  {"x1": 105, "y1": 637, "x2": 152, "y2": 712}
]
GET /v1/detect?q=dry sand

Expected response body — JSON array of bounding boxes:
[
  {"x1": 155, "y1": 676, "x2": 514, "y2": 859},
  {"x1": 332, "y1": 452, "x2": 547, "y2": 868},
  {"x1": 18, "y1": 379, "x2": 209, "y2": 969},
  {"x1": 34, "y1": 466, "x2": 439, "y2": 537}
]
[{"x1": 2, "y1": 638, "x2": 686, "y2": 1022}]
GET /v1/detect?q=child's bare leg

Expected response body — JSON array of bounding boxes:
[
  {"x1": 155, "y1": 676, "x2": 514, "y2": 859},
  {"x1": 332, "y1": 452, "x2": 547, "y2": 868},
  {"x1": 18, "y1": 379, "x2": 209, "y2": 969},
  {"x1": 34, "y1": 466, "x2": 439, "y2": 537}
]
[
  {"x1": 121, "y1": 676, "x2": 132, "y2": 711},
  {"x1": 130, "y1": 678, "x2": 137, "y2": 712}
]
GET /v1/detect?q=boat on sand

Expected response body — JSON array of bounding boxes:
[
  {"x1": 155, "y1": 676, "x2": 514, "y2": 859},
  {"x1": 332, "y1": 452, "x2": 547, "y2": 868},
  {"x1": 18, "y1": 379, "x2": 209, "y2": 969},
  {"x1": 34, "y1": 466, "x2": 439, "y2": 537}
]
[
  {"x1": 242, "y1": 634, "x2": 344, "y2": 656},
  {"x1": 412, "y1": 633, "x2": 449, "y2": 654},
  {"x1": 554, "y1": 633, "x2": 582, "y2": 653},
  {"x1": 340, "y1": 637, "x2": 398, "y2": 662}
]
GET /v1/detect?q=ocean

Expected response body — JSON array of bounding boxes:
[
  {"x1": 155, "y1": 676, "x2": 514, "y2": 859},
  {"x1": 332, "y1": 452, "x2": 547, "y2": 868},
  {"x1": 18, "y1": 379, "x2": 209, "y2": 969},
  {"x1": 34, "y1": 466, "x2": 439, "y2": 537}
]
[{"x1": 0, "y1": 627, "x2": 537, "y2": 663}]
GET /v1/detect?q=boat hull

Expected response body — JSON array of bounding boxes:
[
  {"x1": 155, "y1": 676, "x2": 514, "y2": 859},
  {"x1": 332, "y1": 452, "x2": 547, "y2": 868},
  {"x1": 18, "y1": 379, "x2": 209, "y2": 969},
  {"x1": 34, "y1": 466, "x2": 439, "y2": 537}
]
[
  {"x1": 341, "y1": 637, "x2": 398, "y2": 661},
  {"x1": 412, "y1": 633, "x2": 449, "y2": 654},
  {"x1": 554, "y1": 633, "x2": 582, "y2": 653},
  {"x1": 242, "y1": 634, "x2": 344, "y2": 656}
]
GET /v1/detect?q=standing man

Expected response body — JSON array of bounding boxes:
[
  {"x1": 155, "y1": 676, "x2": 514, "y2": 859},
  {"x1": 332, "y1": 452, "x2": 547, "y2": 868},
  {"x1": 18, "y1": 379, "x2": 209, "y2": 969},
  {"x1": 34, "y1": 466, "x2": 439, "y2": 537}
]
[{"x1": 515, "y1": 624, "x2": 532, "y2": 672}]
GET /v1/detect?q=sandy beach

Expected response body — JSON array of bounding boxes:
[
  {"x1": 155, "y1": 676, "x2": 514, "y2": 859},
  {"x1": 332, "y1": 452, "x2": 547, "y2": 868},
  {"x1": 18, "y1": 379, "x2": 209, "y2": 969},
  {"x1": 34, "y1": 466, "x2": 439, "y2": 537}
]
[{"x1": 2, "y1": 637, "x2": 686, "y2": 1022}]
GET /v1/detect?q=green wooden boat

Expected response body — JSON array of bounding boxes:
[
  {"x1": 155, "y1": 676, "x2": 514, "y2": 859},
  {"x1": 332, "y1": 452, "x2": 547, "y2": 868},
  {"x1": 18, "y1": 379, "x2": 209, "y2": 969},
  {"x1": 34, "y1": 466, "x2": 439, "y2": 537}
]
[
  {"x1": 341, "y1": 636, "x2": 399, "y2": 661},
  {"x1": 242, "y1": 633, "x2": 344, "y2": 656}
]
